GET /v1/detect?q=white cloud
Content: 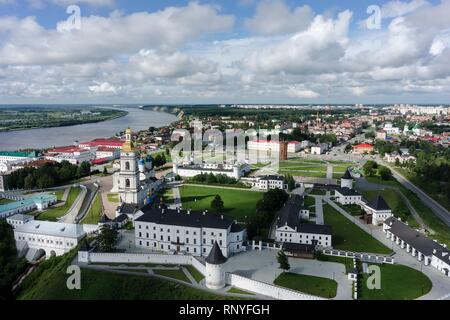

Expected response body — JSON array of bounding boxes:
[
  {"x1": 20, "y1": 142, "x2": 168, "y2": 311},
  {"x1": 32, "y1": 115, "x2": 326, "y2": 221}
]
[
  {"x1": 381, "y1": 0, "x2": 429, "y2": 19},
  {"x1": 88, "y1": 81, "x2": 119, "y2": 94},
  {"x1": 0, "y1": 2, "x2": 234, "y2": 66},
  {"x1": 242, "y1": 10, "x2": 352, "y2": 74},
  {"x1": 244, "y1": 0, "x2": 313, "y2": 35},
  {"x1": 286, "y1": 87, "x2": 319, "y2": 99}
]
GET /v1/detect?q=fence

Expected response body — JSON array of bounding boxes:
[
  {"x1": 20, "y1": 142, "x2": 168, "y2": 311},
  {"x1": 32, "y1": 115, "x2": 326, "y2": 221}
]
[{"x1": 321, "y1": 249, "x2": 395, "y2": 264}]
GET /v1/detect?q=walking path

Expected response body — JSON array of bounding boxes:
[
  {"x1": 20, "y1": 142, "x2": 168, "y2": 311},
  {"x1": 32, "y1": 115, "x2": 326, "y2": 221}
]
[
  {"x1": 59, "y1": 186, "x2": 87, "y2": 224},
  {"x1": 170, "y1": 186, "x2": 182, "y2": 209},
  {"x1": 61, "y1": 187, "x2": 70, "y2": 202},
  {"x1": 313, "y1": 196, "x2": 324, "y2": 225}
]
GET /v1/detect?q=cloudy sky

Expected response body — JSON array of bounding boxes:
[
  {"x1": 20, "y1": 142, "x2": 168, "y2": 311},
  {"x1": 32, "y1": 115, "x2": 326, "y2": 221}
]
[{"x1": 0, "y1": 0, "x2": 449, "y2": 104}]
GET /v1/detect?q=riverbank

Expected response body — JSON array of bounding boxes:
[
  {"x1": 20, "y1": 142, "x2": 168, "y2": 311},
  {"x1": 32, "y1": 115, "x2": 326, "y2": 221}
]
[
  {"x1": 0, "y1": 107, "x2": 177, "y2": 151},
  {"x1": 0, "y1": 108, "x2": 128, "y2": 132}
]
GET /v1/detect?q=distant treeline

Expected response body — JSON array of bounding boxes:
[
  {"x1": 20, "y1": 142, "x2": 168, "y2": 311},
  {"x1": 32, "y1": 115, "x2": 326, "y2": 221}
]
[{"x1": 7, "y1": 161, "x2": 91, "y2": 190}]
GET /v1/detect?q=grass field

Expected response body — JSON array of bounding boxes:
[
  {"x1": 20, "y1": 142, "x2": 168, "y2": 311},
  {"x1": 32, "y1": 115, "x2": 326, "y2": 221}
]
[
  {"x1": 359, "y1": 264, "x2": 432, "y2": 300},
  {"x1": 338, "y1": 204, "x2": 363, "y2": 216},
  {"x1": 36, "y1": 187, "x2": 81, "y2": 222},
  {"x1": 316, "y1": 253, "x2": 354, "y2": 273},
  {"x1": 323, "y1": 204, "x2": 392, "y2": 254},
  {"x1": 185, "y1": 265, "x2": 204, "y2": 283},
  {"x1": 107, "y1": 193, "x2": 119, "y2": 203},
  {"x1": 54, "y1": 189, "x2": 66, "y2": 201},
  {"x1": 0, "y1": 198, "x2": 14, "y2": 205},
  {"x1": 153, "y1": 269, "x2": 191, "y2": 283},
  {"x1": 81, "y1": 194, "x2": 103, "y2": 224},
  {"x1": 274, "y1": 272, "x2": 338, "y2": 298},
  {"x1": 180, "y1": 185, "x2": 263, "y2": 220}
]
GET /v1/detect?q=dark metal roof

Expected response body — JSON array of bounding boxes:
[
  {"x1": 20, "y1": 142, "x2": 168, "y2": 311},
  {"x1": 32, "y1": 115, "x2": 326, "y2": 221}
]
[
  {"x1": 341, "y1": 168, "x2": 353, "y2": 180},
  {"x1": 335, "y1": 187, "x2": 361, "y2": 196},
  {"x1": 259, "y1": 175, "x2": 286, "y2": 181},
  {"x1": 276, "y1": 194, "x2": 308, "y2": 229},
  {"x1": 276, "y1": 194, "x2": 332, "y2": 235},
  {"x1": 135, "y1": 204, "x2": 235, "y2": 230},
  {"x1": 230, "y1": 222, "x2": 244, "y2": 233},
  {"x1": 282, "y1": 242, "x2": 316, "y2": 253},
  {"x1": 99, "y1": 214, "x2": 111, "y2": 223},
  {"x1": 367, "y1": 195, "x2": 390, "y2": 211},
  {"x1": 113, "y1": 214, "x2": 128, "y2": 223},
  {"x1": 205, "y1": 241, "x2": 227, "y2": 265},
  {"x1": 385, "y1": 217, "x2": 450, "y2": 263},
  {"x1": 119, "y1": 203, "x2": 139, "y2": 215}
]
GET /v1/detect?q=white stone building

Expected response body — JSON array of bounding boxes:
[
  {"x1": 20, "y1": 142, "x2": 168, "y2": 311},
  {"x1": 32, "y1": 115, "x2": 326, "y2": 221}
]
[
  {"x1": 385, "y1": 152, "x2": 416, "y2": 164},
  {"x1": 334, "y1": 169, "x2": 362, "y2": 205},
  {"x1": 173, "y1": 161, "x2": 250, "y2": 180},
  {"x1": 252, "y1": 175, "x2": 287, "y2": 190},
  {"x1": 383, "y1": 217, "x2": 450, "y2": 277},
  {"x1": 0, "y1": 194, "x2": 57, "y2": 219},
  {"x1": 362, "y1": 195, "x2": 393, "y2": 225},
  {"x1": 14, "y1": 220, "x2": 86, "y2": 259},
  {"x1": 275, "y1": 195, "x2": 332, "y2": 248},
  {"x1": 134, "y1": 205, "x2": 246, "y2": 258},
  {"x1": 310, "y1": 143, "x2": 329, "y2": 155},
  {"x1": 7, "y1": 214, "x2": 35, "y2": 228},
  {"x1": 205, "y1": 241, "x2": 227, "y2": 290},
  {"x1": 247, "y1": 140, "x2": 302, "y2": 153}
]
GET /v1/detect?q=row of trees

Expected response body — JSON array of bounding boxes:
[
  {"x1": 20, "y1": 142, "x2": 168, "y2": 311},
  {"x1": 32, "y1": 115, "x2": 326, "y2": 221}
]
[
  {"x1": 7, "y1": 161, "x2": 91, "y2": 190},
  {"x1": 153, "y1": 153, "x2": 168, "y2": 168},
  {"x1": 190, "y1": 173, "x2": 240, "y2": 186}
]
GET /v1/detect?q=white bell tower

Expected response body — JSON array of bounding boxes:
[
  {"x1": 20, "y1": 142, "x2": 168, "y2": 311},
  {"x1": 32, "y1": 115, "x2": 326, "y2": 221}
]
[{"x1": 118, "y1": 128, "x2": 140, "y2": 205}]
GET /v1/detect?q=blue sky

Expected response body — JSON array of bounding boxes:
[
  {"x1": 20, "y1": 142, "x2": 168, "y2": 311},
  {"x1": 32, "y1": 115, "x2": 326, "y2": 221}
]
[{"x1": 0, "y1": 0, "x2": 449, "y2": 104}]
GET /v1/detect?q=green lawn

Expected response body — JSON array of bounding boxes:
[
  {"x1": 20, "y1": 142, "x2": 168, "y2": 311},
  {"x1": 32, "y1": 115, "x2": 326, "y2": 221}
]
[
  {"x1": 81, "y1": 194, "x2": 103, "y2": 224},
  {"x1": 54, "y1": 189, "x2": 66, "y2": 201},
  {"x1": 114, "y1": 268, "x2": 149, "y2": 274},
  {"x1": 180, "y1": 185, "x2": 263, "y2": 220},
  {"x1": 153, "y1": 269, "x2": 191, "y2": 283},
  {"x1": 107, "y1": 193, "x2": 119, "y2": 203},
  {"x1": 323, "y1": 204, "x2": 392, "y2": 254},
  {"x1": 304, "y1": 196, "x2": 315, "y2": 207},
  {"x1": 36, "y1": 187, "x2": 81, "y2": 222},
  {"x1": 185, "y1": 265, "x2": 204, "y2": 283},
  {"x1": 0, "y1": 198, "x2": 14, "y2": 205},
  {"x1": 279, "y1": 169, "x2": 327, "y2": 178},
  {"x1": 338, "y1": 204, "x2": 363, "y2": 216},
  {"x1": 274, "y1": 272, "x2": 338, "y2": 299},
  {"x1": 359, "y1": 264, "x2": 432, "y2": 300},
  {"x1": 227, "y1": 287, "x2": 255, "y2": 295},
  {"x1": 317, "y1": 253, "x2": 354, "y2": 273}
]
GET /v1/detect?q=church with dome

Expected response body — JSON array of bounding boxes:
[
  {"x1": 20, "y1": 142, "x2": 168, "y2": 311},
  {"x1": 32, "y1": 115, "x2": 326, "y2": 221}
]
[{"x1": 111, "y1": 128, "x2": 162, "y2": 213}]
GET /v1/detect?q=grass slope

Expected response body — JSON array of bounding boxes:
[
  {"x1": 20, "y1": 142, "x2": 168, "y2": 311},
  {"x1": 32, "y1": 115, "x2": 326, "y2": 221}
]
[
  {"x1": 17, "y1": 249, "x2": 229, "y2": 300},
  {"x1": 81, "y1": 194, "x2": 102, "y2": 224},
  {"x1": 36, "y1": 187, "x2": 81, "y2": 222},
  {"x1": 323, "y1": 204, "x2": 392, "y2": 254}
]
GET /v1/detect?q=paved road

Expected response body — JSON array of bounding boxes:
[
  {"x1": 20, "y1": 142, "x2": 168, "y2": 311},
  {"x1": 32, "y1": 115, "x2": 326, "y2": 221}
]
[{"x1": 380, "y1": 159, "x2": 450, "y2": 227}]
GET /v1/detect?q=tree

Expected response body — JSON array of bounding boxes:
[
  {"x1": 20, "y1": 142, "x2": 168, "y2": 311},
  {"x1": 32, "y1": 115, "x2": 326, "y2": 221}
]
[
  {"x1": 286, "y1": 174, "x2": 295, "y2": 191},
  {"x1": 78, "y1": 161, "x2": 91, "y2": 177},
  {"x1": 363, "y1": 160, "x2": 378, "y2": 177},
  {"x1": 96, "y1": 226, "x2": 119, "y2": 252},
  {"x1": 277, "y1": 250, "x2": 290, "y2": 272},
  {"x1": 24, "y1": 174, "x2": 35, "y2": 190},
  {"x1": 378, "y1": 166, "x2": 392, "y2": 180},
  {"x1": 103, "y1": 167, "x2": 108, "y2": 175},
  {"x1": 344, "y1": 144, "x2": 352, "y2": 153},
  {"x1": 211, "y1": 195, "x2": 224, "y2": 213}
]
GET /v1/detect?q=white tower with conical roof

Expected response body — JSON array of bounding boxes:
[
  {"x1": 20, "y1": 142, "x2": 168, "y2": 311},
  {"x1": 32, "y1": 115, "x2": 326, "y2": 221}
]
[
  {"x1": 341, "y1": 168, "x2": 353, "y2": 189},
  {"x1": 205, "y1": 241, "x2": 227, "y2": 290}
]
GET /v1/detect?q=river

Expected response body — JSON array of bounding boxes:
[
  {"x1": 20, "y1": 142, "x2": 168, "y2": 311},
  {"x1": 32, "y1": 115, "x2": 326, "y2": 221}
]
[{"x1": 0, "y1": 107, "x2": 177, "y2": 151}]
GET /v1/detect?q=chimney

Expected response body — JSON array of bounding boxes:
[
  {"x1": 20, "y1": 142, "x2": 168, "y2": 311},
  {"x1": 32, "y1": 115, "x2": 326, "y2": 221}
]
[
  {"x1": 162, "y1": 209, "x2": 165, "y2": 214},
  {"x1": 221, "y1": 215, "x2": 224, "y2": 220},
  {"x1": 187, "y1": 209, "x2": 191, "y2": 215}
]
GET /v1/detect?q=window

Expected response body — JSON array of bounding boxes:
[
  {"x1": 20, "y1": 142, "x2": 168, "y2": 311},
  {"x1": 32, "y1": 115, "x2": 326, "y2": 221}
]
[
  {"x1": 125, "y1": 161, "x2": 130, "y2": 170},
  {"x1": 125, "y1": 179, "x2": 130, "y2": 188}
]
